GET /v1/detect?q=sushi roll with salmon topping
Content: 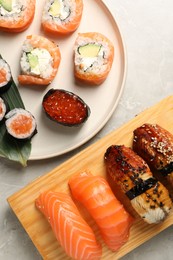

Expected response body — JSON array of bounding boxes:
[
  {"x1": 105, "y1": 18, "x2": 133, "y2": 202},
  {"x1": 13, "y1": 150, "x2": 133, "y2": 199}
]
[
  {"x1": 0, "y1": 0, "x2": 36, "y2": 32},
  {"x1": 74, "y1": 32, "x2": 114, "y2": 85},
  {"x1": 42, "y1": 0, "x2": 83, "y2": 35},
  {"x1": 0, "y1": 58, "x2": 12, "y2": 93},
  {"x1": 0, "y1": 97, "x2": 8, "y2": 122},
  {"x1": 18, "y1": 35, "x2": 61, "y2": 86},
  {"x1": 5, "y1": 108, "x2": 37, "y2": 140}
]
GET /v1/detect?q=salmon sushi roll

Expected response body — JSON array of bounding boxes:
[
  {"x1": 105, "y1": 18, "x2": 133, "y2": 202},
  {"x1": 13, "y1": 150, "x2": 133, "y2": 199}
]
[
  {"x1": 5, "y1": 108, "x2": 37, "y2": 140},
  {"x1": 18, "y1": 35, "x2": 61, "y2": 86},
  {"x1": 0, "y1": 0, "x2": 36, "y2": 32},
  {"x1": 0, "y1": 97, "x2": 8, "y2": 122},
  {"x1": 74, "y1": 32, "x2": 114, "y2": 85},
  {"x1": 0, "y1": 58, "x2": 12, "y2": 93},
  {"x1": 42, "y1": 0, "x2": 83, "y2": 36}
]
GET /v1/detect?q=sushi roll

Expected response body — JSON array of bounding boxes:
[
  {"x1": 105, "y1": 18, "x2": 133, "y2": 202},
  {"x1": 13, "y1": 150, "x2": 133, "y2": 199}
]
[
  {"x1": 74, "y1": 32, "x2": 114, "y2": 85},
  {"x1": 0, "y1": 58, "x2": 12, "y2": 93},
  {"x1": 42, "y1": 88, "x2": 90, "y2": 126},
  {"x1": 5, "y1": 108, "x2": 37, "y2": 140},
  {"x1": 0, "y1": 0, "x2": 36, "y2": 32},
  {"x1": 42, "y1": 0, "x2": 83, "y2": 35},
  {"x1": 18, "y1": 35, "x2": 61, "y2": 86},
  {"x1": 0, "y1": 97, "x2": 8, "y2": 122}
]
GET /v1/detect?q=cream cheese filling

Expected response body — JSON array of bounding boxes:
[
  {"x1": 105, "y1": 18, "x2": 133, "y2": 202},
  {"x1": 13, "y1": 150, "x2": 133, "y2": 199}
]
[{"x1": 0, "y1": 0, "x2": 24, "y2": 16}]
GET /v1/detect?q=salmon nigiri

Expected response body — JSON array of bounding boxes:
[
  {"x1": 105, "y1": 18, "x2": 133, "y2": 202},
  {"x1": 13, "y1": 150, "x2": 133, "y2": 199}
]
[
  {"x1": 35, "y1": 191, "x2": 102, "y2": 260},
  {"x1": 74, "y1": 32, "x2": 114, "y2": 85},
  {"x1": 69, "y1": 171, "x2": 133, "y2": 251},
  {"x1": 18, "y1": 35, "x2": 61, "y2": 86},
  {"x1": 42, "y1": 0, "x2": 83, "y2": 36},
  {"x1": 0, "y1": 0, "x2": 36, "y2": 32}
]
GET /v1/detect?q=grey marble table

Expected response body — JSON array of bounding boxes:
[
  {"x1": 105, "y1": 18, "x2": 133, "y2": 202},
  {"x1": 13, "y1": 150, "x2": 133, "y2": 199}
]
[{"x1": 1, "y1": 0, "x2": 173, "y2": 259}]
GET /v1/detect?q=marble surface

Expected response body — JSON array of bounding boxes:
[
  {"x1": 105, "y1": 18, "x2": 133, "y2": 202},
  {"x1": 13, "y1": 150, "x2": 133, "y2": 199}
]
[{"x1": 1, "y1": 0, "x2": 173, "y2": 259}]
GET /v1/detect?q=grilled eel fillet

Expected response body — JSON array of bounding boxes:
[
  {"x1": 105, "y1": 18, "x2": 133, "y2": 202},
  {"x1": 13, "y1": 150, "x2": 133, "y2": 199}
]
[
  {"x1": 133, "y1": 123, "x2": 173, "y2": 185},
  {"x1": 104, "y1": 145, "x2": 172, "y2": 224}
]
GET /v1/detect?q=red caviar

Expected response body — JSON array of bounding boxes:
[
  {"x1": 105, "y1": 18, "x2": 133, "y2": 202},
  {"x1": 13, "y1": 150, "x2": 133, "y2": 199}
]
[{"x1": 42, "y1": 89, "x2": 90, "y2": 126}]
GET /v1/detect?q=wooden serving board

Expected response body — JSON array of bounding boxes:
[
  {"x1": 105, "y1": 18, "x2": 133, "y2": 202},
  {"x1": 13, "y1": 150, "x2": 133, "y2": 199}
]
[{"x1": 8, "y1": 96, "x2": 173, "y2": 260}]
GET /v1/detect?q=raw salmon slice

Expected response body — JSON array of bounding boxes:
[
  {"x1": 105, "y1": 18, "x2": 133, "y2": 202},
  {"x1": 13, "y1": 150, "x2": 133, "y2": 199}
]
[
  {"x1": 35, "y1": 191, "x2": 102, "y2": 260},
  {"x1": 69, "y1": 171, "x2": 134, "y2": 251}
]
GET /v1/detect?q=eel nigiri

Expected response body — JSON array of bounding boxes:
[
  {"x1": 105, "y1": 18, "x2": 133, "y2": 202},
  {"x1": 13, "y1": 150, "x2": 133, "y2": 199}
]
[
  {"x1": 18, "y1": 35, "x2": 61, "y2": 86},
  {"x1": 133, "y1": 123, "x2": 173, "y2": 187},
  {"x1": 0, "y1": 0, "x2": 36, "y2": 32},
  {"x1": 42, "y1": 0, "x2": 83, "y2": 35},
  {"x1": 35, "y1": 191, "x2": 102, "y2": 260},
  {"x1": 68, "y1": 171, "x2": 133, "y2": 251},
  {"x1": 104, "y1": 145, "x2": 173, "y2": 224},
  {"x1": 74, "y1": 32, "x2": 114, "y2": 85}
]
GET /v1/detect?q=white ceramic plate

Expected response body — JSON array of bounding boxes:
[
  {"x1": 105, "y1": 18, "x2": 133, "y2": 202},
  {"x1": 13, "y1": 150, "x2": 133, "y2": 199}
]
[{"x1": 0, "y1": 0, "x2": 126, "y2": 160}]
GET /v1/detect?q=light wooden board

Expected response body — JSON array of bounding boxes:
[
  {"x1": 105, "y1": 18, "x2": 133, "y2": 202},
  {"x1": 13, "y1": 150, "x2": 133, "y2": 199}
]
[{"x1": 8, "y1": 96, "x2": 173, "y2": 260}]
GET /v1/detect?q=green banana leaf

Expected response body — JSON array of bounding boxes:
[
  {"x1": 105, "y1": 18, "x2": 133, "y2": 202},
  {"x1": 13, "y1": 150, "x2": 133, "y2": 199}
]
[{"x1": 0, "y1": 57, "x2": 31, "y2": 167}]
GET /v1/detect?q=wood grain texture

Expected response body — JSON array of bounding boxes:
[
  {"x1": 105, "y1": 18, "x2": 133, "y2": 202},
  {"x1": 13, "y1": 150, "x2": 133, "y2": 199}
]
[{"x1": 7, "y1": 96, "x2": 173, "y2": 260}]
